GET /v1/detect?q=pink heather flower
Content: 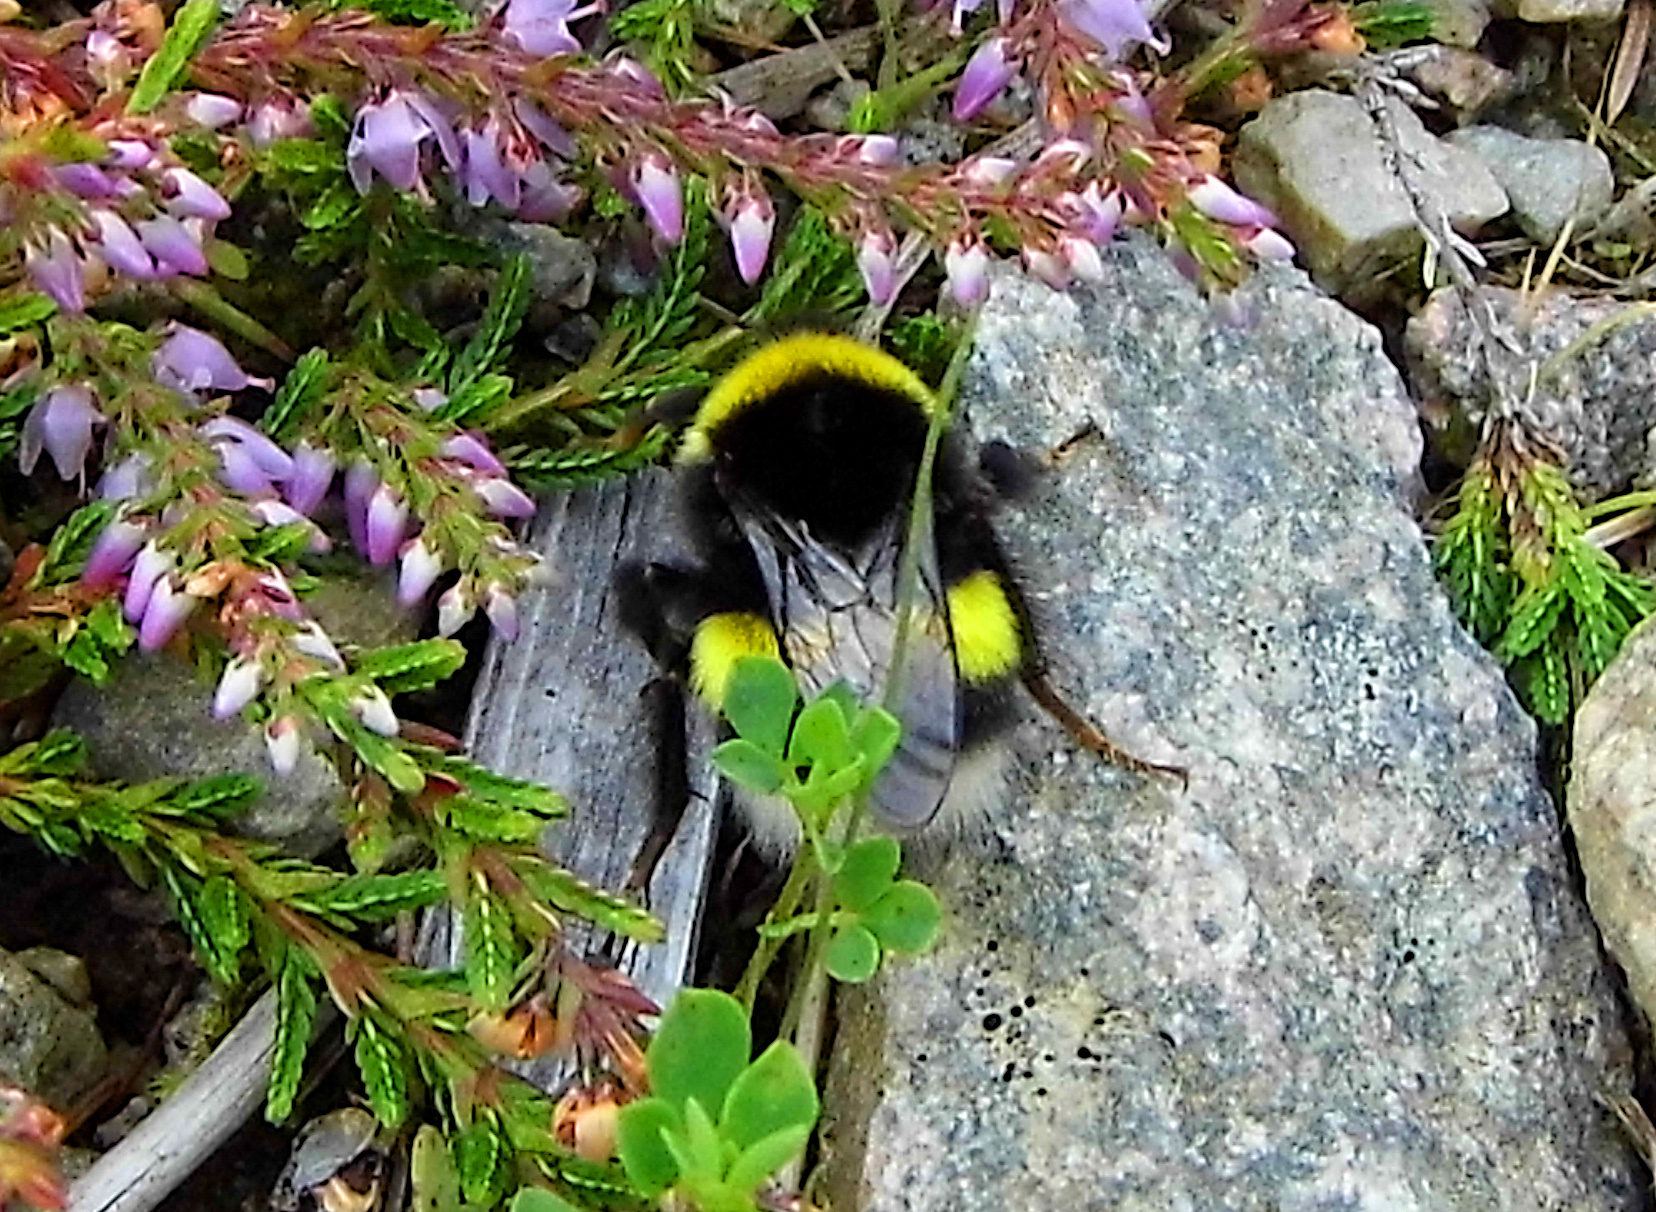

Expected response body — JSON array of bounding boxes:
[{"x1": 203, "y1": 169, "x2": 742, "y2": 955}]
[
  {"x1": 857, "y1": 228, "x2": 899, "y2": 305},
  {"x1": 474, "y1": 477, "x2": 537, "y2": 519},
  {"x1": 1187, "y1": 176, "x2": 1276, "y2": 229},
  {"x1": 441, "y1": 432, "x2": 506, "y2": 475},
  {"x1": 960, "y1": 156, "x2": 1019, "y2": 189},
  {"x1": 89, "y1": 210, "x2": 156, "y2": 279},
  {"x1": 461, "y1": 118, "x2": 519, "y2": 210},
  {"x1": 20, "y1": 385, "x2": 103, "y2": 482},
  {"x1": 54, "y1": 163, "x2": 119, "y2": 200},
  {"x1": 200, "y1": 417, "x2": 293, "y2": 479},
  {"x1": 944, "y1": 237, "x2": 990, "y2": 308},
  {"x1": 212, "y1": 656, "x2": 264, "y2": 719},
  {"x1": 483, "y1": 584, "x2": 520, "y2": 641},
  {"x1": 153, "y1": 325, "x2": 272, "y2": 398},
  {"x1": 283, "y1": 442, "x2": 336, "y2": 515},
  {"x1": 1023, "y1": 246, "x2": 1070, "y2": 289},
  {"x1": 26, "y1": 230, "x2": 88, "y2": 314},
  {"x1": 516, "y1": 161, "x2": 584, "y2": 222},
  {"x1": 854, "y1": 135, "x2": 900, "y2": 167},
  {"x1": 1060, "y1": 235, "x2": 1106, "y2": 283},
  {"x1": 437, "y1": 584, "x2": 474, "y2": 636},
  {"x1": 501, "y1": 0, "x2": 601, "y2": 56},
  {"x1": 365, "y1": 484, "x2": 409, "y2": 565},
  {"x1": 138, "y1": 577, "x2": 197, "y2": 651},
  {"x1": 350, "y1": 687, "x2": 400, "y2": 737},
  {"x1": 347, "y1": 90, "x2": 460, "y2": 195},
  {"x1": 1057, "y1": 0, "x2": 1168, "y2": 58},
  {"x1": 398, "y1": 538, "x2": 444, "y2": 606},
  {"x1": 161, "y1": 167, "x2": 232, "y2": 222},
  {"x1": 248, "y1": 97, "x2": 312, "y2": 147},
  {"x1": 1245, "y1": 227, "x2": 1296, "y2": 262},
  {"x1": 214, "y1": 441, "x2": 274, "y2": 495},
  {"x1": 343, "y1": 460, "x2": 379, "y2": 553},
  {"x1": 515, "y1": 99, "x2": 576, "y2": 158},
  {"x1": 124, "y1": 543, "x2": 174, "y2": 623},
  {"x1": 1070, "y1": 183, "x2": 1124, "y2": 244},
  {"x1": 954, "y1": 38, "x2": 1018, "y2": 122},
  {"x1": 265, "y1": 716, "x2": 301, "y2": 775},
  {"x1": 604, "y1": 55, "x2": 666, "y2": 100},
  {"x1": 85, "y1": 29, "x2": 130, "y2": 88},
  {"x1": 137, "y1": 214, "x2": 209, "y2": 278},
  {"x1": 82, "y1": 517, "x2": 148, "y2": 590},
  {"x1": 724, "y1": 188, "x2": 775, "y2": 285},
  {"x1": 185, "y1": 94, "x2": 243, "y2": 130},
  {"x1": 104, "y1": 140, "x2": 154, "y2": 172},
  {"x1": 99, "y1": 452, "x2": 155, "y2": 502},
  {"x1": 291, "y1": 623, "x2": 345, "y2": 669},
  {"x1": 632, "y1": 155, "x2": 684, "y2": 244},
  {"x1": 1110, "y1": 73, "x2": 1155, "y2": 126}
]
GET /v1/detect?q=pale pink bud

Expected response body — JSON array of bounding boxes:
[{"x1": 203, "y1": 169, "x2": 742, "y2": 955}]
[
  {"x1": 725, "y1": 190, "x2": 775, "y2": 285},
  {"x1": 138, "y1": 578, "x2": 197, "y2": 651},
  {"x1": 475, "y1": 477, "x2": 537, "y2": 519},
  {"x1": 1059, "y1": 235, "x2": 1106, "y2": 283},
  {"x1": 857, "y1": 228, "x2": 899, "y2": 306},
  {"x1": 954, "y1": 38, "x2": 1018, "y2": 122},
  {"x1": 632, "y1": 155, "x2": 683, "y2": 244},
  {"x1": 162, "y1": 168, "x2": 232, "y2": 222},
  {"x1": 89, "y1": 210, "x2": 155, "y2": 278},
  {"x1": 265, "y1": 716, "x2": 301, "y2": 775},
  {"x1": 397, "y1": 537, "x2": 443, "y2": 606},
  {"x1": 291, "y1": 623, "x2": 345, "y2": 669},
  {"x1": 124, "y1": 542, "x2": 173, "y2": 623},
  {"x1": 944, "y1": 237, "x2": 990, "y2": 308},
  {"x1": 83, "y1": 517, "x2": 148, "y2": 590},
  {"x1": 212, "y1": 656, "x2": 264, "y2": 719},
  {"x1": 1023, "y1": 246, "x2": 1070, "y2": 290},
  {"x1": 1246, "y1": 227, "x2": 1295, "y2": 262},
  {"x1": 483, "y1": 584, "x2": 520, "y2": 641},
  {"x1": 1187, "y1": 176, "x2": 1275, "y2": 229},
  {"x1": 350, "y1": 687, "x2": 400, "y2": 737},
  {"x1": 185, "y1": 94, "x2": 243, "y2": 130},
  {"x1": 437, "y1": 584, "x2": 474, "y2": 636}
]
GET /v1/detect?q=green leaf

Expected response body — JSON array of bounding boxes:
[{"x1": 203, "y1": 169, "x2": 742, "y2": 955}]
[
  {"x1": 410, "y1": 1125, "x2": 461, "y2": 1212},
  {"x1": 1495, "y1": 581, "x2": 1567, "y2": 663},
  {"x1": 678, "y1": 1097, "x2": 725, "y2": 1185},
  {"x1": 353, "y1": 639, "x2": 467, "y2": 694},
  {"x1": 724, "y1": 1124, "x2": 812, "y2": 1195},
  {"x1": 616, "y1": 1098, "x2": 683, "y2": 1196},
  {"x1": 862, "y1": 880, "x2": 941, "y2": 954},
  {"x1": 508, "y1": 1190, "x2": 584, "y2": 1212},
  {"x1": 0, "y1": 293, "x2": 55, "y2": 334},
  {"x1": 454, "y1": 1118, "x2": 510, "y2": 1206},
  {"x1": 442, "y1": 795, "x2": 547, "y2": 845},
  {"x1": 21, "y1": 730, "x2": 86, "y2": 776},
  {"x1": 200, "y1": 875, "x2": 251, "y2": 966},
  {"x1": 464, "y1": 891, "x2": 517, "y2": 1013},
  {"x1": 648, "y1": 989, "x2": 751, "y2": 1121},
  {"x1": 723, "y1": 658, "x2": 797, "y2": 755},
  {"x1": 437, "y1": 372, "x2": 514, "y2": 424},
  {"x1": 824, "y1": 923, "x2": 881, "y2": 983},
  {"x1": 720, "y1": 1040, "x2": 819, "y2": 1152},
  {"x1": 301, "y1": 870, "x2": 448, "y2": 920},
  {"x1": 86, "y1": 597, "x2": 133, "y2": 652},
  {"x1": 834, "y1": 837, "x2": 901, "y2": 912},
  {"x1": 164, "y1": 773, "x2": 261, "y2": 822},
  {"x1": 353, "y1": 1015, "x2": 411, "y2": 1128},
  {"x1": 262, "y1": 348, "x2": 333, "y2": 440},
  {"x1": 60, "y1": 630, "x2": 110, "y2": 684},
  {"x1": 788, "y1": 696, "x2": 853, "y2": 771},
  {"x1": 163, "y1": 867, "x2": 235, "y2": 983},
  {"x1": 510, "y1": 860, "x2": 664, "y2": 943},
  {"x1": 851, "y1": 706, "x2": 902, "y2": 778},
  {"x1": 433, "y1": 755, "x2": 566, "y2": 814},
  {"x1": 40, "y1": 501, "x2": 117, "y2": 580},
  {"x1": 267, "y1": 949, "x2": 318, "y2": 1123},
  {"x1": 450, "y1": 256, "x2": 531, "y2": 393},
  {"x1": 340, "y1": 723, "x2": 426, "y2": 794},
  {"x1": 128, "y1": 0, "x2": 219, "y2": 113},
  {"x1": 712, "y1": 739, "x2": 785, "y2": 795}
]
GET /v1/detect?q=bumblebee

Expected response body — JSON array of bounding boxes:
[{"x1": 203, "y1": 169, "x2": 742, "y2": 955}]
[{"x1": 616, "y1": 331, "x2": 1175, "y2": 863}]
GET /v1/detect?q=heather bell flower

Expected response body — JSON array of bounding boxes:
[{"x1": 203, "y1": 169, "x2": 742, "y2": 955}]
[
  {"x1": 348, "y1": 90, "x2": 461, "y2": 196},
  {"x1": 152, "y1": 325, "x2": 272, "y2": 399},
  {"x1": 501, "y1": 0, "x2": 603, "y2": 56},
  {"x1": 19, "y1": 385, "x2": 104, "y2": 483}
]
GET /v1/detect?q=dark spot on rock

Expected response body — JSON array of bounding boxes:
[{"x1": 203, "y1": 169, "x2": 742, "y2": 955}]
[
  {"x1": 982, "y1": 1013, "x2": 1003, "y2": 1031},
  {"x1": 1010, "y1": 1004, "x2": 1023, "y2": 1018},
  {"x1": 1023, "y1": 995, "x2": 1036, "y2": 1008},
  {"x1": 1034, "y1": 1087, "x2": 1047, "y2": 1097},
  {"x1": 1402, "y1": 949, "x2": 1415, "y2": 963},
  {"x1": 1196, "y1": 919, "x2": 1222, "y2": 943},
  {"x1": 1001, "y1": 1062, "x2": 1017, "y2": 1082},
  {"x1": 1077, "y1": 1046, "x2": 1094, "y2": 1060},
  {"x1": 986, "y1": 939, "x2": 999, "y2": 952}
]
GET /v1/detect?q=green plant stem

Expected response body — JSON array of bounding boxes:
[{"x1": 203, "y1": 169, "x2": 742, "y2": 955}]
[
  {"x1": 174, "y1": 281, "x2": 295, "y2": 360},
  {"x1": 734, "y1": 844, "x2": 819, "y2": 1012}
]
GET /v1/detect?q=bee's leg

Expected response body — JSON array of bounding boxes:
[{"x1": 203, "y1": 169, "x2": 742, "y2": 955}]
[
  {"x1": 1021, "y1": 667, "x2": 1187, "y2": 789},
  {"x1": 625, "y1": 675, "x2": 691, "y2": 898}
]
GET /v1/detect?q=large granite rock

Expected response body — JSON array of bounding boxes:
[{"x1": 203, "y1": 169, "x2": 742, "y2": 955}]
[
  {"x1": 0, "y1": 946, "x2": 106, "y2": 1109},
  {"x1": 820, "y1": 241, "x2": 1644, "y2": 1211}
]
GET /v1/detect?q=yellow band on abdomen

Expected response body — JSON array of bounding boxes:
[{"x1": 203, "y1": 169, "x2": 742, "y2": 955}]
[
  {"x1": 948, "y1": 571, "x2": 1022, "y2": 683},
  {"x1": 689, "y1": 612, "x2": 781, "y2": 708}
]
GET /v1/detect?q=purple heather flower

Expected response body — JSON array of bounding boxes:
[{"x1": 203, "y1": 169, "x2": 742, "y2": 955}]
[
  {"x1": 1111, "y1": 73, "x2": 1155, "y2": 127},
  {"x1": 1057, "y1": 0, "x2": 1167, "y2": 58},
  {"x1": 460, "y1": 118, "x2": 520, "y2": 210},
  {"x1": 724, "y1": 189, "x2": 774, "y2": 285},
  {"x1": 350, "y1": 687, "x2": 400, "y2": 737},
  {"x1": 212, "y1": 656, "x2": 264, "y2": 719},
  {"x1": 441, "y1": 432, "x2": 506, "y2": 475},
  {"x1": 437, "y1": 583, "x2": 473, "y2": 636},
  {"x1": 185, "y1": 93, "x2": 243, "y2": 130},
  {"x1": 365, "y1": 483, "x2": 409, "y2": 565},
  {"x1": 82, "y1": 517, "x2": 148, "y2": 590},
  {"x1": 137, "y1": 577, "x2": 197, "y2": 651},
  {"x1": 99, "y1": 452, "x2": 155, "y2": 502},
  {"x1": 397, "y1": 538, "x2": 443, "y2": 606},
  {"x1": 515, "y1": 99, "x2": 576, "y2": 158},
  {"x1": 292, "y1": 622, "x2": 345, "y2": 669},
  {"x1": 854, "y1": 135, "x2": 900, "y2": 168},
  {"x1": 347, "y1": 90, "x2": 459, "y2": 195},
  {"x1": 89, "y1": 210, "x2": 156, "y2": 279},
  {"x1": 944, "y1": 237, "x2": 990, "y2": 308},
  {"x1": 248, "y1": 97, "x2": 313, "y2": 147},
  {"x1": 26, "y1": 230, "x2": 88, "y2": 314},
  {"x1": 1069, "y1": 183, "x2": 1123, "y2": 244},
  {"x1": 1186, "y1": 176, "x2": 1275, "y2": 229},
  {"x1": 153, "y1": 325, "x2": 272, "y2": 398},
  {"x1": 960, "y1": 156, "x2": 1019, "y2": 189},
  {"x1": 200, "y1": 417, "x2": 294, "y2": 479},
  {"x1": 857, "y1": 228, "x2": 899, "y2": 305},
  {"x1": 85, "y1": 30, "x2": 129, "y2": 87},
  {"x1": 20, "y1": 385, "x2": 103, "y2": 483},
  {"x1": 104, "y1": 140, "x2": 154, "y2": 172},
  {"x1": 1246, "y1": 227, "x2": 1295, "y2": 262},
  {"x1": 1060, "y1": 235, "x2": 1106, "y2": 283},
  {"x1": 283, "y1": 442, "x2": 336, "y2": 515},
  {"x1": 265, "y1": 716, "x2": 301, "y2": 775},
  {"x1": 159, "y1": 168, "x2": 232, "y2": 222},
  {"x1": 474, "y1": 477, "x2": 537, "y2": 519},
  {"x1": 1023, "y1": 246, "x2": 1070, "y2": 290},
  {"x1": 137, "y1": 214, "x2": 209, "y2": 278},
  {"x1": 516, "y1": 161, "x2": 583, "y2": 223},
  {"x1": 632, "y1": 155, "x2": 684, "y2": 244},
  {"x1": 954, "y1": 38, "x2": 1018, "y2": 122},
  {"x1": 55, "y1": 163, "x2": 118, "y2": 200},
  {"x1": 501, "y1": 0, "x2": 600, "y2": 56},
  {"x1": 251, "y1": 499, "x2": 332, "y2": 552},
  {"x1": 483, "y1": 584, "x2": 520, "y2": 641},
  {"x1": 343, "y1": 460, "x2": 379, "y2": 553},
  {"x1": 123, "y1": 542, "x2": 173, "y2": 623}
]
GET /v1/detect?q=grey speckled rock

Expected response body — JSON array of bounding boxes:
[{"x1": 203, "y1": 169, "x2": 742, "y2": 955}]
[
  {"x1": 1406, "y1": 286, "x2": 1656, "y2": 499},
  {"x1": 0, "y1": 947, "x2": 106, "y2": 1108},
  {"x1": 1571, "y1": 616, "x2": 1656, "y2": 1029},
  {"x1": 1448, "y1": 127, "x2": 1614, "y2": 244},
  {"x1": 821, "y1": 242, "x2": 1642, "y2": 1211},
  {"x1": 1496, "y1": 0, "x2": 1622, "y2": 22},
  {"x1": 1234, "y1": 90, "x2": 1508, "y2": 299}
]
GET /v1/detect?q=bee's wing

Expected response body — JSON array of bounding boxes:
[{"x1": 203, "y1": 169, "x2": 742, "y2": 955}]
[{"x1": 730, "y1": 500, "x2": 959, "y2": 829}]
